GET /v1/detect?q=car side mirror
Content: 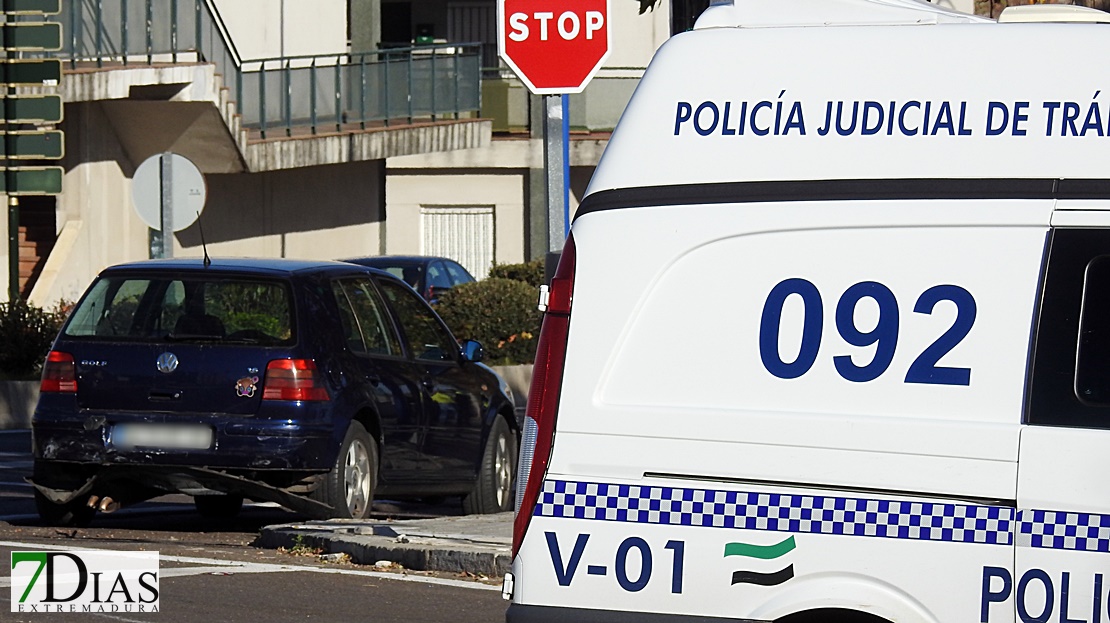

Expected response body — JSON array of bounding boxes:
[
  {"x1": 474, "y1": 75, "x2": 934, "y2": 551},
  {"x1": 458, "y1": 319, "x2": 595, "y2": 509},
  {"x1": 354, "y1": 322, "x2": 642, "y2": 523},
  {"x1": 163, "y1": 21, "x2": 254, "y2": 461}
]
[{"x1": 461, "y1": 339, "x2": 484, "y2": 362}]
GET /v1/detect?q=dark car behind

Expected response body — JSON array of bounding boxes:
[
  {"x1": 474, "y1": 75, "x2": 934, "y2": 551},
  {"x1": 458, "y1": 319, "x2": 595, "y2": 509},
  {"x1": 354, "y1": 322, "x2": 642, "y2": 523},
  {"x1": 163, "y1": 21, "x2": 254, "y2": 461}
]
[
  {"x1": 31, "y1": 258, "x2": 516, "y2": 525},
  {"x1": 342, "y1": 255, "x2": 476, "y2": 302}
]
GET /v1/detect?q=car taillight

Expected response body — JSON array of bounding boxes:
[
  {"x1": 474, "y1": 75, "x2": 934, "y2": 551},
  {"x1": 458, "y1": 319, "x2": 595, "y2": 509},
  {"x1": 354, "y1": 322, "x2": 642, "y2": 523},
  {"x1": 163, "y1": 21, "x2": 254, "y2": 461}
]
[
  {"x1": 40, "y1": 351, "x2": 77, "y2": 393},
  {"x1": 513, "y1": 234, "x2": 575, "y2": 559},
  {"x1": 262, "y1": 359, "x2": 330, "y2": 401}
]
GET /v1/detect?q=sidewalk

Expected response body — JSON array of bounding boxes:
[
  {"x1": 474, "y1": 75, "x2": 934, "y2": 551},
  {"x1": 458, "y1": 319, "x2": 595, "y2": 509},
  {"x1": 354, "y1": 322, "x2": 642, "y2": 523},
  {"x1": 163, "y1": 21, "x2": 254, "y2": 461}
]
[{"x1": 257, "y1": 512, "x2": 513, "y2": 578}]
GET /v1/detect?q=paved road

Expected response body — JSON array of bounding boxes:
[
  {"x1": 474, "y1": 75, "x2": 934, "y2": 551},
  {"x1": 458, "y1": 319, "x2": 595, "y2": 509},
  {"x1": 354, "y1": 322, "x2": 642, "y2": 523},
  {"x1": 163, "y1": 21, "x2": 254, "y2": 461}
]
[
  {"x1": 1, "y1": 430, "x2": 509, "y2": 622},
  {"x1": 1, "y1": 429, "x2": 35, "y2": 519},
  {"x1": 1, "y1": 536, "x2": 505, "y2": 623}
]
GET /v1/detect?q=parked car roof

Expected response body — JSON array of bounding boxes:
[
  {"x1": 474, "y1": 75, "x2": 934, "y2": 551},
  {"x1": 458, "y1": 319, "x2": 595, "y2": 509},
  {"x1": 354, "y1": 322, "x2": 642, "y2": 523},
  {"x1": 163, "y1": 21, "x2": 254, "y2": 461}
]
[
  {"x1": 102, "y1": 257, "x2": 372, "y2": 276},
  {"x1": 344, "y1": 255, "x2": 437, "y2": 264}
]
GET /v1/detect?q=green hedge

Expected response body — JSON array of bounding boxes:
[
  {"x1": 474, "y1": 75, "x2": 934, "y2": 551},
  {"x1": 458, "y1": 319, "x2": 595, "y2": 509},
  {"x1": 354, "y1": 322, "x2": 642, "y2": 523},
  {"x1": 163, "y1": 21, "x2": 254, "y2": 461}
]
[
  {"x1": 489, "y1": 259, "x2": 544, "y2": 288},
  {"x1": 0, "y1": 300, "x2": 68, "y2": 379},
  {"x1": 436, "y1": 277, "x2": 541, "y2": 365}
]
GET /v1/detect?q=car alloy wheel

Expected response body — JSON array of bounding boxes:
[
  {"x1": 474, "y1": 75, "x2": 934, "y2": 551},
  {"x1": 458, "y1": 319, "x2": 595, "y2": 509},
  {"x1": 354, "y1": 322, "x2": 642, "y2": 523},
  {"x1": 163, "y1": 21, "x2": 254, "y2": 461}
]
[
  {"x1": 462, "y1": 416, "x2": 518, "y2": 514},
  {"x1": 344, "y1": 438, "x2": 372, "y2": 517}
]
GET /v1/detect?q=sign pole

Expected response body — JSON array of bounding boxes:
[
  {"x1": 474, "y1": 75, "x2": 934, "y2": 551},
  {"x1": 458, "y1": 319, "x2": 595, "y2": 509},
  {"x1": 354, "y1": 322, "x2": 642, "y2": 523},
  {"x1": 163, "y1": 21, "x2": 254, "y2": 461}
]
[
  {"x1": 4, "y1": 1, "x2": 15, "y2": 302},
  {"x1": 157, "y1": 152, "x2": 173, "y2": 259},
  {"x1": 498, "y1": 0, "x2": 609, "y2": 253},
  {"x1": 7, "y1": 196, "x2": 16, "y2": 301},
  {"x1": 562, "y1": 93, "x2": 570, "y2": 239},
  {"x1": 544, "y1": 94, "x2": 566, "y2": 253}
]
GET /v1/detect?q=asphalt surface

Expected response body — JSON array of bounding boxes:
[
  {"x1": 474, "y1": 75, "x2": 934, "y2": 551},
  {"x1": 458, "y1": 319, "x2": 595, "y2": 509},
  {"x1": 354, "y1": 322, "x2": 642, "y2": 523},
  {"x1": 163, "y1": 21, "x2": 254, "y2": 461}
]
[
  {"x1": 2, "y1": 536, "x2": 507, "y2": 623},
  {"x1": 1, "y1": 429, "x2": 514, "y2": 577}
]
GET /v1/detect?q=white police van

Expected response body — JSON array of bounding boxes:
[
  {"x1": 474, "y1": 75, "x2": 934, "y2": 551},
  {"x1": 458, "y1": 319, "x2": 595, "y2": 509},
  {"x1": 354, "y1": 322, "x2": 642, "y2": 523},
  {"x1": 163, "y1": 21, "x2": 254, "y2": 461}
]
[{"x1": 504, "y1": 0, "x2": 1110, "y2": 621}]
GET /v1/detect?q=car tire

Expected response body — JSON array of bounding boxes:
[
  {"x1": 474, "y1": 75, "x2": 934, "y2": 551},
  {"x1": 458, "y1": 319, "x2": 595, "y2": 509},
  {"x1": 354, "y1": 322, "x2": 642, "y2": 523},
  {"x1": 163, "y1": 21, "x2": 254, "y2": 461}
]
[
  {"x1": 34, "y1": 489, "x2": 95, "y2": 528},
  {"x1": 462, "y1": 416, "x2": 517, "y2": 514},
  {"x1": 194, "y1": 494, "x2": 244, "y2": 519},
  {"x1": 313, "y1": 421, "x2": 377, "y2": 519}
]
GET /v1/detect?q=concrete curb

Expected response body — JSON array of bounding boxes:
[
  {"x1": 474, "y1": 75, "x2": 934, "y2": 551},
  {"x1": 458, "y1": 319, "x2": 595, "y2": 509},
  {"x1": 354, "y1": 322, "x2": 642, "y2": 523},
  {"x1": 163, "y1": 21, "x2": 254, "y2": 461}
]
[{"x1": 257, "y1": 513, "x2": 513, "y2": 577}]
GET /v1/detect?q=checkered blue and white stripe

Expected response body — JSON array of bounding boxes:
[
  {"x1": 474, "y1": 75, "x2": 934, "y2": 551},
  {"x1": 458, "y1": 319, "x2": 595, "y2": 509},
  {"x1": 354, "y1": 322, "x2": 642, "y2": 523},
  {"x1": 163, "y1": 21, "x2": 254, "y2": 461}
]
[
  {"x1": 534, "y1": 480, "x2": 1014, "y2": 545},
  {"x1": 1018, "y1": 510, "x2": 1110, "y2": 553}
]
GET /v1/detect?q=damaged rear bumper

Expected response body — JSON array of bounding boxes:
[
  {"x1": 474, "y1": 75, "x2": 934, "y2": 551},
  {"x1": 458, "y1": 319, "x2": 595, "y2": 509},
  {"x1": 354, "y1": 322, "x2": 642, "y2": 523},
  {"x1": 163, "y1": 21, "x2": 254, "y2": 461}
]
[
  {"x1": 31, "y1": 410, "x2": 340, "y2": 515},
  {"x1": 33, "y1": 413, "x2": 337, "y2": 470}
]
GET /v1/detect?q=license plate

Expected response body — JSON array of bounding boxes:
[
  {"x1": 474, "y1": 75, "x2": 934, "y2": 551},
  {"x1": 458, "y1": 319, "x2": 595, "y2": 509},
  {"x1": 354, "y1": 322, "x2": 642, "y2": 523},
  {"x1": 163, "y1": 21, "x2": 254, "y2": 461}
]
[{"x1": 113, "y1": 423, "x2": 213, "y2": 450}]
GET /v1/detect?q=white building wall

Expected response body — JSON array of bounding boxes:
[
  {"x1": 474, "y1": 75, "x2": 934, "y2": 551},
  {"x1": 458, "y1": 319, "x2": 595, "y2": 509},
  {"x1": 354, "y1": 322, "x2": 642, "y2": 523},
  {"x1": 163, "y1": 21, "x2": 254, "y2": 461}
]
[
  {"x1": 386, "y1": 172, "x2": 527, "y2": 266},
  {"x1": 180, "y1": 162, "x2": 386, "y2": 262},
  {"x1": 30, "y1": 101, "x2": 387, "y2": 308},
  {"x1": 605, "y1": 0, "x2": 671, "y2": 69},
  {"x1": 34, "y1": 102, "x2": 153, "y2": 306},
  {"x1": 212, "y1": 0, "x2": 348, "y2": 59}
]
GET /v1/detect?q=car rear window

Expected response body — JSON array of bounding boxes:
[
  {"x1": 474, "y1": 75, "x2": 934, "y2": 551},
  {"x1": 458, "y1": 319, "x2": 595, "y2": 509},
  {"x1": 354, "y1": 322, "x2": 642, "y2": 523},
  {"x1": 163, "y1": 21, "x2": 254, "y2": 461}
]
[
  {"x1": 359, "y1": 262, "x2": 423, "y2": 288},
  {"x1": 63, "y1": 276, "x2": 294, "y2": 345}
]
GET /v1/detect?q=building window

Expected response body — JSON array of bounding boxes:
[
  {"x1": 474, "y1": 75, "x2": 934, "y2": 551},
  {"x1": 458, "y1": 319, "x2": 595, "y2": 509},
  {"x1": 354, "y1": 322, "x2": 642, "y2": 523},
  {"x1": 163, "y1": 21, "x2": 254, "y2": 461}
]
[{"x1": 420, "y1": 205, "x2": 495, "y2": 279}]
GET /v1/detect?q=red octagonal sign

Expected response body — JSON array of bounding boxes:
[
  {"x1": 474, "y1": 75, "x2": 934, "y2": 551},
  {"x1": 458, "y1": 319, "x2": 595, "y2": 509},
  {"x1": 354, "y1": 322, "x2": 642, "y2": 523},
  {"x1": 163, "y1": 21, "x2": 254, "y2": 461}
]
[{"x1": 498, "y1": 0, "x2": 611, "y2": 94}]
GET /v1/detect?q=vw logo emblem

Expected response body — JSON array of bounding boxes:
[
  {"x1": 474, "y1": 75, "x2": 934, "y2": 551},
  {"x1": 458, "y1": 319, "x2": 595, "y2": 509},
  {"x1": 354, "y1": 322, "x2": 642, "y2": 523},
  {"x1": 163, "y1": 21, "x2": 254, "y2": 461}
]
[{"x1": 156, "y1": 352, "x2": 179, "y2": 374}]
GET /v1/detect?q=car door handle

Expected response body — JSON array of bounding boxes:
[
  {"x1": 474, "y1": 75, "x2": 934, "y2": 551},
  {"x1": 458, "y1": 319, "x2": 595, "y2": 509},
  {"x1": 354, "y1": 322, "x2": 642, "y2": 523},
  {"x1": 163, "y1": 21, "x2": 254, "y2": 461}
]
[{"x1": 148, "y1": 390, "x2": 182, "y2": 401}]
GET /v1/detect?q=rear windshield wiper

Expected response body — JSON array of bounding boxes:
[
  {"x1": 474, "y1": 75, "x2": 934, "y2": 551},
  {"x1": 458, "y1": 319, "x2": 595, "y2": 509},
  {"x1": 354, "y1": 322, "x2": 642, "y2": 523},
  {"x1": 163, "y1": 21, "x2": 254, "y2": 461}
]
[
  {"x1": 221, "y1": 336, "x2": 264, "y2": 345},
  {"x1": 163, "y1": 333, "x2": 228, "y2": 343}
]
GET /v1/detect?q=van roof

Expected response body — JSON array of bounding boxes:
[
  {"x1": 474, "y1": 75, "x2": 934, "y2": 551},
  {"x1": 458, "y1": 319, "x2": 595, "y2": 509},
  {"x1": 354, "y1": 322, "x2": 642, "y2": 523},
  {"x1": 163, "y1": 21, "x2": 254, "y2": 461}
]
[
  {"x1": 587, "y1": 9, "x2": 1110, "y2": 197},
  {"x1": 694, "y1": 0, "x2": 987, "y2": 29}
]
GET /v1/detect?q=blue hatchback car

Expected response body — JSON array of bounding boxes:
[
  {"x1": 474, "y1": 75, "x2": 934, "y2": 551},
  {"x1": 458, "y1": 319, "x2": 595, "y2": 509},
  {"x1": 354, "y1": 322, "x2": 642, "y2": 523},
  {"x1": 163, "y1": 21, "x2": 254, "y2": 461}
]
[{"x1": 31, "y1": 258, "x2": 517, "y2": 525}]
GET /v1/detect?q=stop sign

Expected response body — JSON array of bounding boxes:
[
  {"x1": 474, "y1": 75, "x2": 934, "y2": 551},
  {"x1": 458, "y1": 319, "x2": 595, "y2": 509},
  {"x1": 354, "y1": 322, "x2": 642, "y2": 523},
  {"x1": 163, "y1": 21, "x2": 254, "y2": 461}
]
[{"x1": 498, "y1": 0, "x2": 611, "y2": 94}]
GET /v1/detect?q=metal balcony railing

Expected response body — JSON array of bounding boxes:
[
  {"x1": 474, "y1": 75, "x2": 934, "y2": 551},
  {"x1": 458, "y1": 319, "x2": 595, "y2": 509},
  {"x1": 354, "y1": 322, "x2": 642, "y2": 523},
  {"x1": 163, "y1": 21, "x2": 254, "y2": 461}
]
[
  {"x1": 26, "y1": 0, "x2": 483, "y2": 139},
  {"x1": 242, "y1": 48, "x2": 482, "y2": 138}
]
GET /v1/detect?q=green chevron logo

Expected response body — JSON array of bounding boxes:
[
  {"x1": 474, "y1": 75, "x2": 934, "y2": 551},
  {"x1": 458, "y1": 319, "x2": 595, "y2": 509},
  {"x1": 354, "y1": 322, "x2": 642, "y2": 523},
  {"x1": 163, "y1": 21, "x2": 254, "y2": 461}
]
[{"x1": 724, "y1": 536, "x2": 796, "y2": 586}]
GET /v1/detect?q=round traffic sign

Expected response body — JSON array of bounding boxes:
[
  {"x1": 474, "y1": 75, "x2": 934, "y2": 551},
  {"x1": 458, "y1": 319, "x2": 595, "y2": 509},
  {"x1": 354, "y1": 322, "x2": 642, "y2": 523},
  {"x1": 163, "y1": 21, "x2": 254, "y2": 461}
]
[
  {"x1": 498, "y1": 0, "x2": 611, "y2": 94},
  {"x1": 132, "y1": 152, "x2": 207, "y2": 232}
]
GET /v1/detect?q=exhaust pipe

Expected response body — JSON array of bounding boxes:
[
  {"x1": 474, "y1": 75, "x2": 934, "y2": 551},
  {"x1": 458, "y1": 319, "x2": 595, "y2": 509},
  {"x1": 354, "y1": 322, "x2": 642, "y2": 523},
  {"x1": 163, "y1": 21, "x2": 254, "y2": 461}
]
[
  {"x1": 98, "y1": 497, "x2": 119, "y2": 513},
  {"x1": 86, "y1": 495, "x2": 100, "y2": 509}
]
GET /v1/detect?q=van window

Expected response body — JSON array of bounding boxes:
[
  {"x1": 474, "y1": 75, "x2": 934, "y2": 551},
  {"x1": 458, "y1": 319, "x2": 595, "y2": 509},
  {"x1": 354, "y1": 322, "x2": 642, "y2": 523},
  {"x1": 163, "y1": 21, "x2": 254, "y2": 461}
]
[
  {"x1": 1028, "y1": 229, "x2": 1110, "y2": 426},
  {"x1": 1076, "y1": 256, "x2": 1110, "y2": 405}
]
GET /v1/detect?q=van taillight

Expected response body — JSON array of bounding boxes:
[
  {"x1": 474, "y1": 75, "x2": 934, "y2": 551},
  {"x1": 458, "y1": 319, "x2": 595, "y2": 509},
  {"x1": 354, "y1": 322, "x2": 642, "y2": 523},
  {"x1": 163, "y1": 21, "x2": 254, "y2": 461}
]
[
  {"x1": 40, "y1": 351, "x2": 77, "y2": 393},
  {"x1": 262, "y1": 359, "x2": 330, "y2": 401},
  {"x1": 513, "y1": 234, "x2": 575, "y2": 559}
]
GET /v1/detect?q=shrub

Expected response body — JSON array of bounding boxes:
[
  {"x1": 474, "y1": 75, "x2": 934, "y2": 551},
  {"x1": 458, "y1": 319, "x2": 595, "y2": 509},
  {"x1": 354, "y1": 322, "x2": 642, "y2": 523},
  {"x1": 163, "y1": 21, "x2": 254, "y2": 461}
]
[
  {"x1": 0, "y1": 300, "x2": 69, "y2": 379},
  {"x1": 436, "y1": 278, "x2": 541, "y2": 365},
  {"x1": 489, "y1": 259, "x2": 545, "y2": 288}
]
